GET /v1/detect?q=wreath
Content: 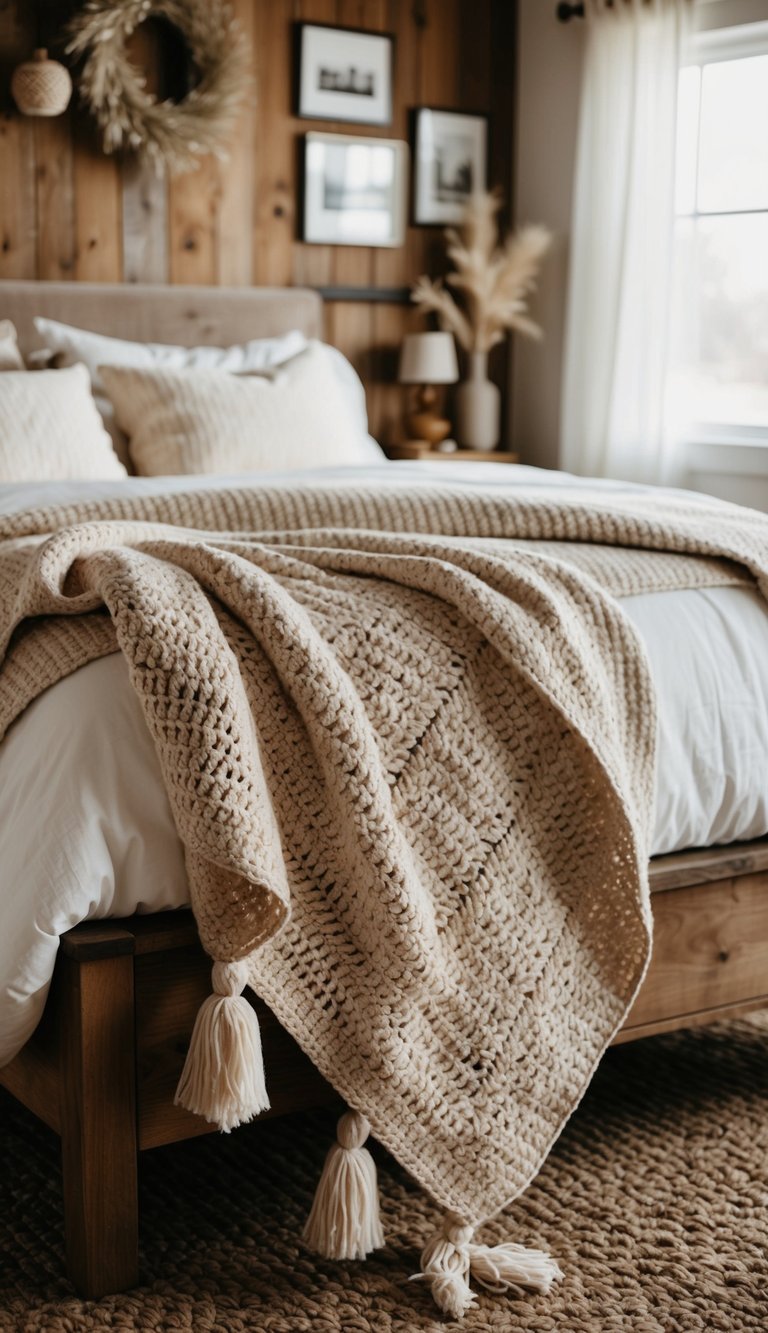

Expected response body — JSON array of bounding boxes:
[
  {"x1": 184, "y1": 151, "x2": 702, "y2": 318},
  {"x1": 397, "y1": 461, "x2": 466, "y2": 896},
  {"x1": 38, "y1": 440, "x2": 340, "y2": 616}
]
[{"x1": 67, "y1": 0, "x2": 250, "y2": 174}]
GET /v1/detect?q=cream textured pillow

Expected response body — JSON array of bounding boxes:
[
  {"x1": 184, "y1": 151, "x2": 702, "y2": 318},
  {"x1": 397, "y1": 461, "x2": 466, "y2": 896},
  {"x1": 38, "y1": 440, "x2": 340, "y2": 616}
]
[
  {"x1": 0, "y1": 364, "x2": 127, "y2": 481},
  {"x1": 100, "y1": 345, "x2": 374, "y2": 476},
  {"x1": 0, "y1": 321, "x2": 24, "y2": 371}
]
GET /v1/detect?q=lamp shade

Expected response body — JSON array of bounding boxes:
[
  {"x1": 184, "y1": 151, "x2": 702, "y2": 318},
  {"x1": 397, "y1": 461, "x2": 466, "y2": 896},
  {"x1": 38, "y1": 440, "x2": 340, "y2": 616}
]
[{"x1": 398, "y1": 332, "x2": 458, "y2": 385}]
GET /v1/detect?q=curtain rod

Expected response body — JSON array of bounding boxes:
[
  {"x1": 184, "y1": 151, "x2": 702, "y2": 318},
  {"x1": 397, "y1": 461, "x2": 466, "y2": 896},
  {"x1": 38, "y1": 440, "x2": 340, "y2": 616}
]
[
  {"x1": 557, "y1": 0, "x2": 658, "y2": 18},
  {"x1": 556, "y1": 3, "x2": 585, "y2": 20}
]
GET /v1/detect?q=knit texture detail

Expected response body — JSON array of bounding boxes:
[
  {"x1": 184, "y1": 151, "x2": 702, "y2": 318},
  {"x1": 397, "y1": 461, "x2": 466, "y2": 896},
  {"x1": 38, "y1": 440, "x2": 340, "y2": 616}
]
[
  {"x1": 0, "y1": 364, "x2": 126, "y2": 481},
  {"x1": 1, "y1": 476, "x2": 766, "y2": 1227},
  {"x1": 99, "y1": 347, "x2": 368, "y2": 476}
]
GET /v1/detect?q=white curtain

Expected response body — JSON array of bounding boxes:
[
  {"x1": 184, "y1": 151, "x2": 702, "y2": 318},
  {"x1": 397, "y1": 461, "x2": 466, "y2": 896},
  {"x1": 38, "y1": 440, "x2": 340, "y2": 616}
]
[{"x1": 560, "y1": 0, "x2": 692, "y2": 484}]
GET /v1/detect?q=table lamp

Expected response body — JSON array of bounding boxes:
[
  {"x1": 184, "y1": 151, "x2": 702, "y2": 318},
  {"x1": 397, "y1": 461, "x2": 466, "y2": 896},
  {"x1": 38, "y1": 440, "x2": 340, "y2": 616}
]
[{"x1": 398, "y1": 332, "x2": 459, "y2": 449}]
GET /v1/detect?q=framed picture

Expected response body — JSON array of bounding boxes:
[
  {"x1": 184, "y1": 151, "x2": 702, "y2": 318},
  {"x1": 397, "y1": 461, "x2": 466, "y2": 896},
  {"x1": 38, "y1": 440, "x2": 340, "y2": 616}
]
[
  {"x1": 295, "y1": 22, "x2": 394, "y2": 126},
  {"x1": 303, "y1": 132, "x2": 408, "y2": 248},
  {"x1": 412, "y1": 108, "x2": 488, "y2": 225}
]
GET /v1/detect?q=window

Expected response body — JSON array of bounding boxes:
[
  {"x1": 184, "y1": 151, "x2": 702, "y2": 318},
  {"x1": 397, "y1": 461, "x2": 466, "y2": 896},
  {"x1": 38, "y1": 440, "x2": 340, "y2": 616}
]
[{"x1": 669, "y1": 23, "x2": 768, "y2": 441}]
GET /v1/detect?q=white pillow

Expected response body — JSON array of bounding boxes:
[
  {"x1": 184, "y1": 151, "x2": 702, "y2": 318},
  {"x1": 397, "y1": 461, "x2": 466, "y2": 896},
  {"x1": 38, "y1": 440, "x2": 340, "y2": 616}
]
[
  {"x1": 33, "y1": 317, "x2": 309, "y2": 390},
  {"x1": 0, "y1": 321, "x2": 24, "y2": 371},
  {"x1": 100, "y1": 345, "x2": 375, "y2": 477},
  {"x1": 0, "y1": 364, "x2": 127, "y2": 481},
  {"x1": 33, "y1": 317, "x2": 383, "y2": 452}
]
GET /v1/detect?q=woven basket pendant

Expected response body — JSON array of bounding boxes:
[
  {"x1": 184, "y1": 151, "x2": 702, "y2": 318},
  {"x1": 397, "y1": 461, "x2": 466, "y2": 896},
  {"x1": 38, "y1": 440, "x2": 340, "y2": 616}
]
[{"x1": 11, "y1": 49, "x2": 72, "y2": 117}]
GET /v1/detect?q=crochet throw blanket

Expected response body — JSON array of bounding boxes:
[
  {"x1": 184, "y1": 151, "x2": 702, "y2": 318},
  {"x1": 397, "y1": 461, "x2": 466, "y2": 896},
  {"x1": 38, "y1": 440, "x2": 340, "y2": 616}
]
[{"x1": 1, "y1": 477, "x2": 766, "y2": 1317}]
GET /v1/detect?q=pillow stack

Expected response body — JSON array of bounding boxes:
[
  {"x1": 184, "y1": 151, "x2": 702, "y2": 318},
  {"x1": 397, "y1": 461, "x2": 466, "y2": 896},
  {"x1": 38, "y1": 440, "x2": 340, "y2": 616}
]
[
  {"x1": 0, "y1": 314, "x2": 384, "y2": 482},
  {"x1": 34, "y1": 319, "x2": 312, "y2": 470}
]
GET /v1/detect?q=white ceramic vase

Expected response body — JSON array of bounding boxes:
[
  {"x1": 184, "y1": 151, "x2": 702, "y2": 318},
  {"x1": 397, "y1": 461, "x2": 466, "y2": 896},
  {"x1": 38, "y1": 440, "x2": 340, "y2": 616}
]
[{"x1": 456, "y1": 350, "x2": 501, "y2": 451}]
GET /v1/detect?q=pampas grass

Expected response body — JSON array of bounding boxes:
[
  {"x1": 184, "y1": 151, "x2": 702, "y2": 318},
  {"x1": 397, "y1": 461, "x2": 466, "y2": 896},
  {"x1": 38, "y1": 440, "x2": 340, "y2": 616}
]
[{"x1": 412, "y1": 192, "x2": 551, "y2": 353}]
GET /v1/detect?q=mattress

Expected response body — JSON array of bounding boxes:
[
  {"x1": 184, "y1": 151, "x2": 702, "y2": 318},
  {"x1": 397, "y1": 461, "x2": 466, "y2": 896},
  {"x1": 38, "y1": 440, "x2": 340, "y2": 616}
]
[{"x1": 1, "y1": 462, "x2": 767, "y2": 1066}]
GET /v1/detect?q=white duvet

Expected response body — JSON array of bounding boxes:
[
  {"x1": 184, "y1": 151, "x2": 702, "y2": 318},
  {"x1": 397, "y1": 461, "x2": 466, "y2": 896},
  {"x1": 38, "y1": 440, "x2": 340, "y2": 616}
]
[{"x1": 1, "y1": 463, "x2": 767, "y2": 1066}]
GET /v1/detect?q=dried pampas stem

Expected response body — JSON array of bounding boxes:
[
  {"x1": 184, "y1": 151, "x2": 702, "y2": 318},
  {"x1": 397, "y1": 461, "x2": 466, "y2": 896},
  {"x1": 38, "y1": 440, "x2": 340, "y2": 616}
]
[{"x1": 411, "y1": 191, "x2": 551, "y2": 353}]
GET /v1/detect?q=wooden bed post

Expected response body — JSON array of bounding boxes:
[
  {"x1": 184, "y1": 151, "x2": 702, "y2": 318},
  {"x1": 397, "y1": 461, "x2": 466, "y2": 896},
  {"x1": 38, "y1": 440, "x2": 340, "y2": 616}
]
[{"x1": 57, "y1": 927, "x2": 140, "y2": 1299}]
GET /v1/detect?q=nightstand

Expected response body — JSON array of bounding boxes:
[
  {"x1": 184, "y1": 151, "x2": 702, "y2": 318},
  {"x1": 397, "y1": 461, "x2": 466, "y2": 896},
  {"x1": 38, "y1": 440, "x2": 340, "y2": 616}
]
[{"x1": 387, "y1": 443, "x2": 519, "y2": 464}]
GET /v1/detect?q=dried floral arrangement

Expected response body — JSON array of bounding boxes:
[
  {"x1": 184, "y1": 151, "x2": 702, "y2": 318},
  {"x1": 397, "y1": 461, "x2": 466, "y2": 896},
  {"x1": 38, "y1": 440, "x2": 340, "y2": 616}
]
[
  {"x1": 411, "y1": 192, "x2": 551, "y2": 353},
  {"x1": 67, "y1": 0, "x2": 250, "y2": 175}
]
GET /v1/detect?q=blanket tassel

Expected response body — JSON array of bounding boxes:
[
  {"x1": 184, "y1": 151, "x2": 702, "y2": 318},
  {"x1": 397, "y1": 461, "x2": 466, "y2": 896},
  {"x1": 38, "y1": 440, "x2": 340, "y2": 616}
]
[
  {"x1": 303, "y1": 1109, "x2": 384, "y2": 1260},
  {"x1": 412, "y1": 1212, "x2": 563, "y2": 1319},
  {"x1": 174, "y1": 959, "x2": 269, "y2": 1132}
]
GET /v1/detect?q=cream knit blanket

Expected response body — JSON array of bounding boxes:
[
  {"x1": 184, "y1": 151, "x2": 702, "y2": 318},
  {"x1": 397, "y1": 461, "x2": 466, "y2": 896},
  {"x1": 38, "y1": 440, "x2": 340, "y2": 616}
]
[{"x1": 1, "y1": 477, "x2": 766, "y2": 1315}]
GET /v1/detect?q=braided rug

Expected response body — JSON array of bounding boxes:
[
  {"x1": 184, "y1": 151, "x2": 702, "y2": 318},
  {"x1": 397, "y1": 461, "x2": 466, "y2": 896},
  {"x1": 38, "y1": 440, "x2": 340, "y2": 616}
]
[{"x1": 2, "y1": 1014, "x2": 767, "y2": 1331}]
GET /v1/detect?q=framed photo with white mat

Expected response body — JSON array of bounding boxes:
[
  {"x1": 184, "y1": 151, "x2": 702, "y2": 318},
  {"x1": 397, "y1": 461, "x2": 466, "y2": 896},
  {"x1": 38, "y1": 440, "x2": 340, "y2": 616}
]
[
  {"x1": 413, "y1": 107, "x2": 488, "y2": 225},
  {"x1": 302, "y1": 131, "x2": 408, "y2": 248},
  {"x1": 295, "y1": 22, "x2": 394, "y2": 126}
]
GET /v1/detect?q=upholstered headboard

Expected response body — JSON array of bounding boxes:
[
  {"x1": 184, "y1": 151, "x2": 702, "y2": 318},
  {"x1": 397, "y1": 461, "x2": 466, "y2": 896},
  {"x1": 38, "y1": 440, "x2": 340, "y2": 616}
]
[{"x1": 0, "y1": 282, "x2": 324, "y2": 359}]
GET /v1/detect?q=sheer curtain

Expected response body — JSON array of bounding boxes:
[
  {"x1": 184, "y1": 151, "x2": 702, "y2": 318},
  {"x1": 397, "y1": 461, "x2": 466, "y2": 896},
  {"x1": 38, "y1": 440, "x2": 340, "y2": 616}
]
[{"x1": 560, "y1": 0, "x2": 693, "y2": 484}]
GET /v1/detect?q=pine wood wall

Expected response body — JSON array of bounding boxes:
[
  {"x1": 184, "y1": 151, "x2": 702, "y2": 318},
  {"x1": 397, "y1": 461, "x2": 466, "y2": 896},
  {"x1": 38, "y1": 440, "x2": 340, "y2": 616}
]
[{"x1": 0, "y1": 0, "x2": 516, "y2": 444}]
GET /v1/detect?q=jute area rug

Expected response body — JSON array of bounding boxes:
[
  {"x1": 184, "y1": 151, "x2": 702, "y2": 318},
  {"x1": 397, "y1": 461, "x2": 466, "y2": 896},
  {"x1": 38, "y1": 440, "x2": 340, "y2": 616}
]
[{"x1": 1, "y1": 1015, "x2": 766, "y2": 1333}]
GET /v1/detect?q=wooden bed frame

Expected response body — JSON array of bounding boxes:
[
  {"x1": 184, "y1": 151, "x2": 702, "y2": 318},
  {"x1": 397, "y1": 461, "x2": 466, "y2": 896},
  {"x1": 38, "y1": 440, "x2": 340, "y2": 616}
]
[
  {"x1": 2, "y1": 838, "x2": 767, "y2": 1299},
  {"x1": 0, "y1": 282, "x2": 766, "y2": 1299}
]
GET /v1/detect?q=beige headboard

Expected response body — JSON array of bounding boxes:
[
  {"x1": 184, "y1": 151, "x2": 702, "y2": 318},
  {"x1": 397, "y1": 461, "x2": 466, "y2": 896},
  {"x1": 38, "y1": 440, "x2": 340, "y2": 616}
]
[{"x1": 0, "y1": 281, "x2": 324, "y2": 360}]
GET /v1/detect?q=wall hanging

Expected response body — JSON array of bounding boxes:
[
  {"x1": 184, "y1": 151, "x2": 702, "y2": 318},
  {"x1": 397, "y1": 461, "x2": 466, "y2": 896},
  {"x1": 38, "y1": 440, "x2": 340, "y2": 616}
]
[
  {"x1": 66, "y1": 0, "x2": 249, "y2": 174},
  {"x1": 10, "y1": 48, "x2": 72, "y2": 118}
]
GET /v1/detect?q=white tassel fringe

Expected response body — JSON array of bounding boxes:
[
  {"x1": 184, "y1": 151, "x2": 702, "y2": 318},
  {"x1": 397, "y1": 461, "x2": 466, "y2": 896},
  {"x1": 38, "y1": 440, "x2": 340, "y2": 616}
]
[
  {"x1": 303, "y1": 1109, "x2": 385, "y2": 1260},
  {"x1": 468, "y1": 1238, "x2": 563, "y2": 1295},
  {"x1": 412, "y1": 1212, "x2": 563, "y2": 1319},
  {"x1": 174, "y1": 959, "x2": 269, "y2": 1133},
  {"x1": 411, "y1": 1216, "x2": 478, "y2": 1318}
]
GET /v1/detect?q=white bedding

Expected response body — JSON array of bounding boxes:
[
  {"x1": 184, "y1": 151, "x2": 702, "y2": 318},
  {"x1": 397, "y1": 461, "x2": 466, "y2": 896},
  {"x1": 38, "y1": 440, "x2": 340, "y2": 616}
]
[{"x1": 1, "y1": 463, "x2": 767, "y2": 1065}]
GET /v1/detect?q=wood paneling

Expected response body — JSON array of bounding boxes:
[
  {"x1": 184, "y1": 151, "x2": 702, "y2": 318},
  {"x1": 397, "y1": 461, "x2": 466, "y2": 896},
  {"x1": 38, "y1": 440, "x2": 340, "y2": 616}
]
[
  {"x1": 0, "y1": 0, "x2": 516, "y2": 442},
  {"x1": 34, "y1": 114, "x2": 76, "y2": 280},
  {"x1": 73, "y1": 122, "x2": 122, "y2": 282},
  {"x1": 121, "y1": 156, "x2": 168, "y2": 285},
  {"x1": 217, "y1": 0, "x2": 257, "y2": 287},
  {"x1": 168, "y1": 154, "x2": 221, "y2": 286},
  {"x1": 0, "y1": 113, "x2": 36, "y2": 279}
]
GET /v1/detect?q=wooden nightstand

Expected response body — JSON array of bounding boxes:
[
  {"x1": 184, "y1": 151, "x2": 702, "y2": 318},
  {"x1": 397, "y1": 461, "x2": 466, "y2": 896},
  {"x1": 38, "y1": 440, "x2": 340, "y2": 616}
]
[{"x1": 387, "y1": 443, "x2": 519, "y2": 464}]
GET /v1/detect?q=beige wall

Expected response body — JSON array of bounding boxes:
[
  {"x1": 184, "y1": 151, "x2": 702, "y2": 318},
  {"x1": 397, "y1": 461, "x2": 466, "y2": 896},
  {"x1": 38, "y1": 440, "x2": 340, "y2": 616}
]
[{"x1": 511, "y1": 1, "x2": 585, "y2": 470}]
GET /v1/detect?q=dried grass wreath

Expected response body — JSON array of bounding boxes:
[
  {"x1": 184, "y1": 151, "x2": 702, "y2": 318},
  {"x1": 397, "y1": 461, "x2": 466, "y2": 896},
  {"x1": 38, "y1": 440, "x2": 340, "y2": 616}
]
[{"x1": 67, "y1": 0, "x2": 250, "y2": 174}]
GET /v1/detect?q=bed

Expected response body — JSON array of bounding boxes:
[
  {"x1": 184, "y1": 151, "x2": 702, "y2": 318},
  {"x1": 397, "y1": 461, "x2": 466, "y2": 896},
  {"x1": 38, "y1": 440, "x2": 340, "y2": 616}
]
[{"x1": 0, "y1": 281, "x2": 766, "y2": 1304}]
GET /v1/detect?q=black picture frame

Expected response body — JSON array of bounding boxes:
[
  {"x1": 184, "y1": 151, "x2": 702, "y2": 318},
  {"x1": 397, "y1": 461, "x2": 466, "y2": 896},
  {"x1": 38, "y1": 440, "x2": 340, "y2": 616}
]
[
  {"x1": 411, "y1": 106, "x2": 489, "y2": 226},
  {"x1": 302, "y1": 131, "x2": 408, "y2": 249},
  {"x1": 294, "y1": 22, "x2": 395, "y2": 128}
]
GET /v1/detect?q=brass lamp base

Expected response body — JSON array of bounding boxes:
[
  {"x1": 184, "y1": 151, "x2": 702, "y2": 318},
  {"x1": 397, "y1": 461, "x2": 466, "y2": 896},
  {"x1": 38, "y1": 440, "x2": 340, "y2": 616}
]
[{"x1": 405, "y1": 384, "x2": 451, "y2": 449}]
